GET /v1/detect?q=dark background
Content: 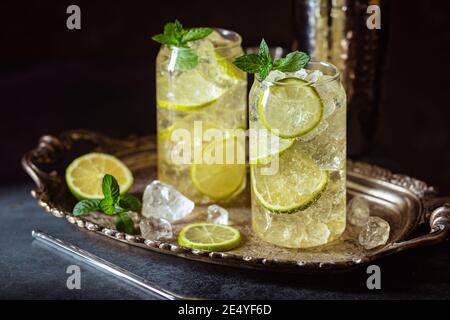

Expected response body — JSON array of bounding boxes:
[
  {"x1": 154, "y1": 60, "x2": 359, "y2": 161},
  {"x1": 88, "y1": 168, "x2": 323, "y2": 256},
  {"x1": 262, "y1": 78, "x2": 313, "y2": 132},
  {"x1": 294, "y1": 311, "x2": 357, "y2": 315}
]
[{"x1": 1, "y1": 0, "x2": 450, "y2": 193}]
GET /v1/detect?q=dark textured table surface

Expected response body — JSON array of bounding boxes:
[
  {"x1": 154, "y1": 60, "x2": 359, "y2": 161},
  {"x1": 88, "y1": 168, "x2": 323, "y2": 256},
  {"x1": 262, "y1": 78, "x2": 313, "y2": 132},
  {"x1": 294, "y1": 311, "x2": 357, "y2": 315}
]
[{"x1": 1, "y1": 183, "x2": 449, "y2": 300}]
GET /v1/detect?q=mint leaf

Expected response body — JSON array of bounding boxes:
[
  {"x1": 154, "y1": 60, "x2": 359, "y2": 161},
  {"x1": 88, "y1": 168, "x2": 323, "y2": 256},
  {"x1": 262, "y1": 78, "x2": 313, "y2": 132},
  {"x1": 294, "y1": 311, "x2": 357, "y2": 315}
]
[
  {"x1": 73, "y1": 199, "x2": 100, "y2": 216},
  {"x1": 115, "y1": 212, "x2": 135, "y2": 234},
  {"x1": 118, "y1": 194, "x2": 141, "y2": 211},
  {"x1": 181, "y1": 27, "x2": 213, "y2": 43},
  {"x1": 173, "y1": 19, "x2": 183, "y2": 34},
  {"x1": 233, "y1": 54, "x2": 261, "y2": 73},
  {"x1": 102, "y1": 174, "x2": 120, "y2": 204},
  {"x1": 99, "y1": 198, "x2": 116, "y2": 215},
  {"x1": 233, "y1": 39, "x2": 310, "y2": 81},
  {"x1": 174, "y1": 47, "x2": 198, "y2": 70},
  {"x1": 258, "y1": 63, "x2": 272, "y2": 82},
  {"x1": 152, "y1": 20, "x2": 214, "y2": 71},
  {"x1": 152, "y1": 34, "x2": 178, "y2": 46},
  {"x1": 164, "y1": 19, "x2": 182, "y2": 36},
  {"x1": 259, "y1": 39, "x2": 272, "y2": 65},
  {"x1": 273, "y1": 51, "x2": 310, "y2": 72},
  {"x1": 152, "y1": 20, "x2": 212, "y2": 48}
]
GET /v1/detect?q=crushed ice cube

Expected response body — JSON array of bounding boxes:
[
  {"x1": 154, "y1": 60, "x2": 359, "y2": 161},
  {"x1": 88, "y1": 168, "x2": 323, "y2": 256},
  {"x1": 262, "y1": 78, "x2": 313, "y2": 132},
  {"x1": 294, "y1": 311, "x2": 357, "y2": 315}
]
[
  {"x1": 265, "y1": 70, "x2": 286, "y2": 82},
  {"x1": 287, "y1": 68, "x2": 308, "y2": 80},
  {"x1": 139, "y1": 217, "x2": 172, "y2": 240},
  {"x1": 303, "y1": 221, "x2": 331, "y2": 247},
  {"x1": 207, "y1": 204, "x2": 229, "y2": 225},
  {"x1": 299, "y1": 120, "x2": 328, "y2": 142},
  {"x1": 358, "y1": 216, "x2": 390, "y2": 249},
  {"x1": 141, "y1": 180, "x2": 194, "y2": 222},
  {"x1": 347, "y1": 196, "x2": 370, "y2": 227},
  {"x1": 306, "y1": 70, "x2": 323, "y2": 83}
]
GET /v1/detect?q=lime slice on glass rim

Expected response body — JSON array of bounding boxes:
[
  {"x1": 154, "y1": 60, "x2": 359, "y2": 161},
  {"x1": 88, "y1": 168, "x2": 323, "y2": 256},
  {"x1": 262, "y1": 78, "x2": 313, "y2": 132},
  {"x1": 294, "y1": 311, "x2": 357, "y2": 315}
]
[
  {"x1": 190, "y1": 134, "x2": 246, "y2": 201},
  {"x1": 178, "y1": 223, "x2": 241, "y2": 252},
  {"x1": 251, "y1": 147, "x2": 328, "y2": 214},
  {"x1": 156, "y1": 68, "x2": 224, "y2": 111},
  {"x1": 65, "y1": 153, "x2": 134, "y2": 200},
  {"x1": 258, "y1": 77, "x2": 324, "y2": 139}
]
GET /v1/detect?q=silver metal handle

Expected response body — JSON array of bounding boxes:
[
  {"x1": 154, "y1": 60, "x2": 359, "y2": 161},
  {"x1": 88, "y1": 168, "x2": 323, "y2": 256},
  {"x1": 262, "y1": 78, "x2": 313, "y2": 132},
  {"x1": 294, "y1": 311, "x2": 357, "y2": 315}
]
[{"x1": 32, "y1": 230, "x2": 195, "y2": 300}]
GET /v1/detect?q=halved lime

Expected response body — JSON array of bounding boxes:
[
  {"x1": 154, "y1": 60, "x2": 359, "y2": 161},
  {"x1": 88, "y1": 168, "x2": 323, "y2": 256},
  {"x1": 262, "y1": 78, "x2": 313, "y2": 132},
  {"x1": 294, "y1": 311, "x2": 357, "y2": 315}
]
[
  {"x1": 65, "y1": 153, "x2": 133, "y2": 200},
  {"x1": 251, "y1": 147, "x2": 328, "y2": 213},
  {"x1": 258, "y1": 78, "x2": 323, "y2": 139},
  {"x1": 191, "y1": 135, "x2": 246, "y2": 201},
  {"x1": 178, "y1": 223, "x2": 241, "y2": 252},
  {"x1": 156, "y1": 69, "x2": 224, "y2": 111}
]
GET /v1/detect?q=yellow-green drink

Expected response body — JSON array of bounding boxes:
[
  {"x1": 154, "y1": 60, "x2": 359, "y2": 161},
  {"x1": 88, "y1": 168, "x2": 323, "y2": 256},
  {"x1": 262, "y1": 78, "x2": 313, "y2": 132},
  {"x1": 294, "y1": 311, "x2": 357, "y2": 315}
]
[
  {"x1": 154, "y1": 22, "x2": 247, "y2": 204},
  {"x1": 234, "y1": 40, "x2": 345, "y2": 248},
  {"x1": 249, "y1": 61, "x2": 346, "y2": 248}
]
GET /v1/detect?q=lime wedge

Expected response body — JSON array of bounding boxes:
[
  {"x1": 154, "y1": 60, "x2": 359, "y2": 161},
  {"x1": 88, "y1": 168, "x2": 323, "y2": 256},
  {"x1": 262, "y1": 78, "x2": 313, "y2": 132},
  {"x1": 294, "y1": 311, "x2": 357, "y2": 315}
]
[
  {"x1": 192, "y1": 36, "x2": 245, "y2": 87},
  {"x1": 251, "y1": 147, "x2": 328, "y2": 213},
  {"x1": 65, "y1": 153, "x2": 134, "y2": 200},
  {"x1": 157, "y1": 124, "x2": 175, "y2": 142},
  {"x1": 178, "y1": 223, "x2": 241, "y2": 252},
  {"x1": 214, "y1": 50, "x2": 246, "y2": 81},
  {"x1": 191, "y1": 135, "x2": 246, "y2": 201},
  {"x1": 258, "y1": 78, "x2": 323, "y2": 139},
  {"x1": 157, "y1": 69, "x2": 224, "y2": 111}
]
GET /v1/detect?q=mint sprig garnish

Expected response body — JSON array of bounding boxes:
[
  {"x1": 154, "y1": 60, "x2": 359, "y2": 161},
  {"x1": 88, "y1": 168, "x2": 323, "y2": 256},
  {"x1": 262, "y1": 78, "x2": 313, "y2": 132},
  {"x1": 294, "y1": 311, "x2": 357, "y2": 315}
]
[
  {"x1": 152, "y1": 19, "x2": 213, "y2": 70},
  {"x1": 233, "y1": 39, "x2": 310, "y2": 81},
  {"x1": 73, "y1": 174, "x2": 141, "y2": 234}
]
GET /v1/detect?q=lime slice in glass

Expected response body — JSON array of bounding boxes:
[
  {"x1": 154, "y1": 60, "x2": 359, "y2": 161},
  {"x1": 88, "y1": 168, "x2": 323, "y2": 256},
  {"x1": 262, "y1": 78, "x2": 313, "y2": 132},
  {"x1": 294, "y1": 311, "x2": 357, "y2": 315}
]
[
  {"x1": 191, "y1": 135, "x2": 246, "y2": 201},
  {"x1": 156, "y1": 68, "x2": 224, "y2": 111},
  {"x1": 178, "y1": 223, "x2": 241, "y2": 252},
  {"x1": 193, "y1": 36, "x2": 246, "y2": 87},
  {"x1": 258, "y1": 78, "x2": 323, "y2": 139},
  {"x1": 65, "y1": 153, "x2": 134, "y2": 200},
  {"x1": 251, "y1": 147, "x2": 328, "y2": 213}
]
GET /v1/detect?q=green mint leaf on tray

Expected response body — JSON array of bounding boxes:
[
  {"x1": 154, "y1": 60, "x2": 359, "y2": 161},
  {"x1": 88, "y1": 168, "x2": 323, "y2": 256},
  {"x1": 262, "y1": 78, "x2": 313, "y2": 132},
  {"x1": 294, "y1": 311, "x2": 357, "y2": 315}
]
[
  {"x1": 118, "y1": 194, "x2": 142, "y2": 211},
  {"x1": 73, "y1": 199, "x2": 100, "y2": 216},
  {"x1": 115, "y1": 211, "x2": 135, "y2": 234},
  {"x1": 72, "y1": 173, "x2": 141, "y2": 235},
  {"x1": 273, "y1": 51, "x2": 310, "y2": 72},
  {"x1": 152, "y1": 19, "x2": 213, "y2": 71},
  {"x1": 99, "y1": 198, "x2": 116, "y2": 215},
  {"x1": 102, "y1": 174, "x2": 120, "y2": 204},
  {"x1": 233, "y1": 39, "x2": 310, "y2": 81}
]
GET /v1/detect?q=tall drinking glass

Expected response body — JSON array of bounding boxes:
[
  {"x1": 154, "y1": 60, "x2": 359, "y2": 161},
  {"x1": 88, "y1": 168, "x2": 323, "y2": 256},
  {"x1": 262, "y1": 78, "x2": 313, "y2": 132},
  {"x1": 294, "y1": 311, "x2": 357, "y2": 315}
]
[
  {"x1": 156, "y1": 29, "x2": 247, "y2": 204},
  {"x1": 250, "y1": 61, "x2": 346, "y2": 248}
]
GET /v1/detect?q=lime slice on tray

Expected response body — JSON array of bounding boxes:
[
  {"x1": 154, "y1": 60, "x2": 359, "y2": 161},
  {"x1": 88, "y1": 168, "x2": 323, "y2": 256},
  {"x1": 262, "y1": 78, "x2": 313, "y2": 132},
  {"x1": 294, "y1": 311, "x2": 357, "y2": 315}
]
[
  {"x1": 178, "y1": 223, "x2": 241, "y2": 252},
  {"x1": 156, "y1": 69, "x2": 224, "y2": 111},
  {"x1": 191, "y1": 135, "x2": 246, "y2": 201},
  {"x1": 258, "y1": 78, "x2": 323, "y2": 139},
  {"x1": 251, "y1": 147, "x2": 328, "y2": 213},
  {"x1": 65, "y1": 153, "x2": 133, "y2": 200}
]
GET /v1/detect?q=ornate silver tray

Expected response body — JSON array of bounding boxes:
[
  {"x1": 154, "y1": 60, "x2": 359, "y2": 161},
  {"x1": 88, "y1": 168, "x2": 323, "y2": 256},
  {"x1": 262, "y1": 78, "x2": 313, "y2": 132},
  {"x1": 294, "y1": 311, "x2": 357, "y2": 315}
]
[{"x1": 22, "y1": 130, "x2": 450, "y2": 272}]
